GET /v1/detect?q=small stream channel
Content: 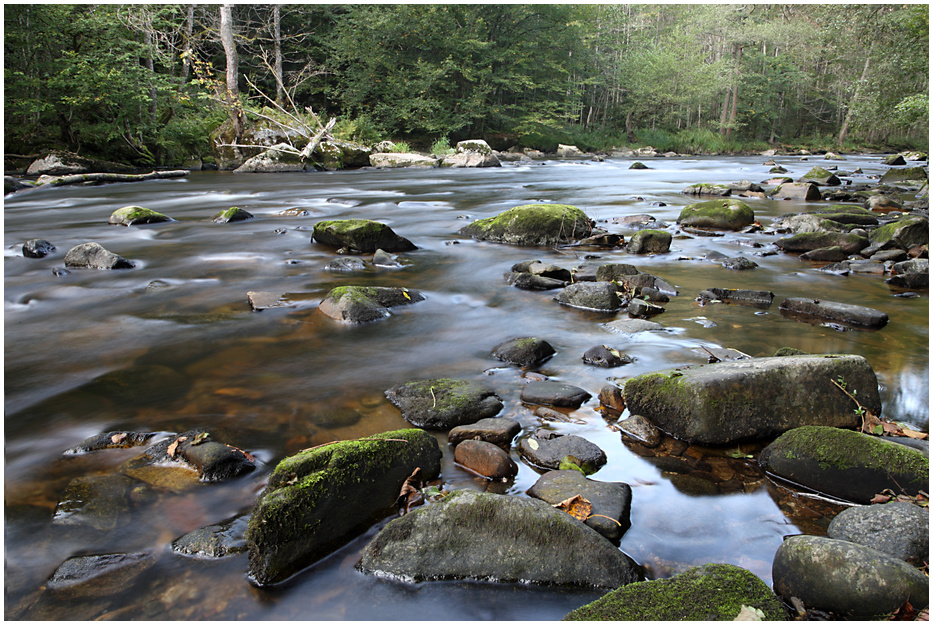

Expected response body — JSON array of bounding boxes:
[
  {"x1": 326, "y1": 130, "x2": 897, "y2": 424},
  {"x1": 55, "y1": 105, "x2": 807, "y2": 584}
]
[{"x1": 4, "y1": 154, "x2": 928, "y2": 619}]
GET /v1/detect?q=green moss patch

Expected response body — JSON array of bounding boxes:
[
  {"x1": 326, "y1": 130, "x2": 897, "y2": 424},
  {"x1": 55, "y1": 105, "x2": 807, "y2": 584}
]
[
  {"x1": 108, "y1": 206, "x2": 173, "y2": 226},
  {"x1": 677, "y1": 199, "x2": 754, "y2": 230},
  {"x1": 459, "y1": 203, "x2": 593, "y2": 246},
  {"x1": 564, "y1": 563, "x2": 787, "y2": 620}
]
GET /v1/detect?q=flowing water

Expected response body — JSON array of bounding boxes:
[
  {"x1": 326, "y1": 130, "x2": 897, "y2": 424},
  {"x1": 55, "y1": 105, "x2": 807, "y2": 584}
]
[{"x1": 4, "y1": 155, "x2": 928, "y2": 620}]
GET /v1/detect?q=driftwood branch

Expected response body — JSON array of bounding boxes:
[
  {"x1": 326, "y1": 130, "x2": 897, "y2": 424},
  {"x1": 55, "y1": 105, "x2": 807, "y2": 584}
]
[
  {"x1": 35, "y1": 170, "x2": 189, "y2": 188},
  {"x1": 300, "y1": 117, "x2": 337, "y2": 160}
]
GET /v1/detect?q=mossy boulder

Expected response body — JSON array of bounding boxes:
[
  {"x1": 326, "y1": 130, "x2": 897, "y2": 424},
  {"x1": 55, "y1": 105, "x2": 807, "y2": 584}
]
[
  {"x1": 459, "y1": 204, "x2": 593, "y2": 246},
  {"x1": 564, "y1": 563, "x2": 787, "y2": 621},
  {"x1": 677, "y1": 199, "x2": 754, "y2": 231},
  {"x1": 758, "y1": 426, "x2": 928, "y2": 504},
  {"x1": 385, "y1": 378, "x2": 503, "y2": 430},
  {"x1": 317, "y1": 286, "x2": 424, "y2": 323},
  {"x1": 775, "y1": 231, "x2": 869, "y2": 254},
  {"x1": 879, "y1": 166, "x2": 928, "y2": 185},
  {"x1": 626, "y1": 229, "x2": 672, "y2": 253},
  {"x1": 246, "y1": 428, "x2": 442, "y2": 586},
  {"x1": 772, "y1": 535, "x2": 929, "y2": 618},
  {"x1": 869, "y1": 216, "x2": 928, "y2": 250},
  {"x1": 312, "y1": 219, "x2": 416, "y2": 253},
  {"x1": 814, "y1": 205, "x2": 879, "y2": 226},
  {"x1": 778, "y1": 297, "x2": 888, "y2": 329},
  {"x1": 211, "y1": 206, "x2": 254, "y2": 223},
  {"x1": 623, "y1": 355, "x2": 879, "y2": 445},
  {"x1": 799, "y1": 166, "x2": 841, "y2": 186},
  {"x1": 316, "y1": 138, "x2": 372, "y2": 170},
  {"x1": 358, "y1": 489, "x2": 642, "y2": 588},
  {"x1": 108, "y1": 206, "x2": 173, "y2": 226}
]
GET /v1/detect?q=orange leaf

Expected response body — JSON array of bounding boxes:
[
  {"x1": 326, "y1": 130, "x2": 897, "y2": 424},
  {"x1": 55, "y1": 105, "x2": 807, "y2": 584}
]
[
  {"x1": 167, "y1": 436, "x2": 187, "y2": 458},
  {"x1": 552, "y1": 495, "x2": 592, "y2": 522}
]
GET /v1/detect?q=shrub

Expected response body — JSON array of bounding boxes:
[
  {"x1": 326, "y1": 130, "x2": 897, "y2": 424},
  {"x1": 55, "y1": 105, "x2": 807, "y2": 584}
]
[{"x1": 430, "y1": 136, "x2": 455, "y2": 156}]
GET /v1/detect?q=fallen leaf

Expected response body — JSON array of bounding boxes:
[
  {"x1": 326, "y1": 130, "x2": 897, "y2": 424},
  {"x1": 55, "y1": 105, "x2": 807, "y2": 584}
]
[
  {"x1": 167, "y1": 436, "x2": 187, "y2": 458},
  {"x1": 887, "y1": 599, "x2": 918, "y2": 621},
  {"x1": 527, "y1": 439, "x2": 539, "y2": 450},
  {"x1": 110, "y1": 433, "x2": 127, "y2": 444},
  {"x1": 899, "y1": 427, "x2": 929, "y2": 440},
  {"x1": 734, "y1": 605, "x2": 766, "y2": 621},
  {"x1": 190, "y1": 432, "x2": 210, "y2": 445},
  {"x1": 871, "y1": 493, "x2": 893, "y2": 504},
  {"x1": 397, "y1": 467, "x2": 423, "y2": 514},
  {"x1": 552, "y1": 494, "x2": 592, "y2": 522}
]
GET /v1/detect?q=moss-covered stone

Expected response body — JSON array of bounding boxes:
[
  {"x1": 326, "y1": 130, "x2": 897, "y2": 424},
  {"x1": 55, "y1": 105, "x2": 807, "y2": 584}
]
[
  {"x1": 317, "y1": 285, "x2": 424, "y2": 323},
  {"x1": 869, "y1": 216, "x2": 928, "y2": 249},
  {"x1": 775, "y1": 231, "x2": 869, "y2": 254},
  {"x1": 799, "y1": 166, "x2": 841, "y2": 186},
  {"x1": 813, "y1": 205, "x2": 879, "y2": 226},
  {"x1": 623, "y1": 355, "x2": 878, "y2": 445},
  {"x1": 681, "y1": 183, "x2": 732, "y2": 197},
  {"x1": 677, "y1": 199, "x2": 754, "y2": 231},
  {"x1": 759, "y1": 426, "x2": 929, "y2": 504},
  {"x1": 385, "y1": 378, "x2": 503, "y2": 429},
  {"x1": 246, "y1": 428, "x2": 442, "y2": 586},
  {"x1": 211, "y1": 206, "x2": 254, "y2": 223},
  {"x1": 312, "y1": 219, "x2": 416, "y2": 253},
  {"x1": 459, "y1": 204, "x2": 593, "y2": 246},
  {"x1": 564, "y1": 563, "x2": 787, "y2": 620},
  {"x1": 880, "y1": 166, "x2": 928, "y2": 185},
  {"x1": 626, "y1": 228, "x2": 672, "y2": 253},
  {"x1": 108, "y1": 206, "x2": 173, "y2": 226}
]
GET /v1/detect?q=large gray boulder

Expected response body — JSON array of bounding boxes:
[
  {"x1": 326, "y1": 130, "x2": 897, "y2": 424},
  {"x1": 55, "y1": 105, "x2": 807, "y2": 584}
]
[
  {"x1": 385, "y1": 378, "x2": 503, "y2": 430},
  {"x1": 441, "y1": 140, "x2": 501, "y2": 168},
  {"x1": 527, "y1": 470, "x2": 631, "y2": 541},
  {"x1": 772, "y1": 535, "x2": 929, "y2": 617},
  {"x1": 246, "y1": 428, "x2": 442, "y2": 586},
  {"x1": 234, "y1": 143, "x2": 308, "y2": 172},
  {"x1": 879, "y1": 166, "x2": 928, "y2": 185},
  {"x1": 869, "y1": 216, "x2": 928, "y2": 250},
  {"x1": 626, "y1": 229, "x2": 672, "y2": 254},
  {"x1": 317, "y1": 286, "x2": 424, "y2": 323},
  {"x1": 565, "y1": 563, "x2": 787, "y2": 621},
  {"x1": 459, "y1": 204, "x2": 593, "y2": 246},
  {"x1": 26, "y1": 150, "x2": 134, "y2": 176},
  {"x1": 316, "y1": 138, "x2": 372, "y2": 170},
  {"x1": 64, "y1": 242, "x2": 133, "y2": 270},
  {"x1": 759, "y1": 426, "x2": 928, "y2": 504},
  {"x1": 623, "y1": 355, "x2": 880, "y2": 445},
  {"x1": 799, "y1": 166, "x2": 841, "y2": 186},
  {"x1": 312, "y1": 219, "x2": 416, "y2": 253},
  {"x1": 358, "y1": 489, "x2": 641, "y2": 588},
  {"x1": 828, "y1": 502, "x2": 929, "y2": 564},
  {"x1": 769, "y1": 182, "x2": 822, "y2": 201}
]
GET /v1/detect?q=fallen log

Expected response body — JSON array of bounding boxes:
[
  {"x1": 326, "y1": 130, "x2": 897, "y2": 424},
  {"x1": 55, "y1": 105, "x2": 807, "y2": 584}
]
[{"x1": 35, "y1": 170, "x2": 189, "y2": 188}]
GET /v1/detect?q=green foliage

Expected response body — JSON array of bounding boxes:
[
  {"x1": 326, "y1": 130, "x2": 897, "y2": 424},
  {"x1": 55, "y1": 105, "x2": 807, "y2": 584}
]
[
  {"x1": 388, "y1": 142, "x2": 411, "y2": 153},
  {"x1": 430, "y1": 137, "x2": 454, "y2": 156},
  {"x1": 332, "y1": 116, "x2": 384, "y2": 146}
]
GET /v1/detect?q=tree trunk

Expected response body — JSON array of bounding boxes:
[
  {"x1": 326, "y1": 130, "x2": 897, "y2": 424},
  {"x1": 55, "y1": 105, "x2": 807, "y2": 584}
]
[
  {"x1": 220, "y1": 4, "x2": 244, "y2": 142},
  {"x1": 726, "y1": 46, "x2": 742, "y2": 140},
  {"x1": 273, "y1": 5, "x2": 284, "y2": 105},
  {"x1": 719, "y1": 89, "x2": 731, "y2": 135},
  {"x1": 144, "y1": 29, "x2": 157, "y2": 124},
  {"x1": 838, "y1": 41, "x2": 873, "y2": 146},
  {"x1": 181, "y1": 4, "x2": 195, "y2": 83}
]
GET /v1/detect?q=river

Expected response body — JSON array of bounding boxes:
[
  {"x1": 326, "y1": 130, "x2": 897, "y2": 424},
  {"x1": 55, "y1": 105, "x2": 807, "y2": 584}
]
[{"x1": 4, "y1": 154, "x2": 928, "y2": 619}]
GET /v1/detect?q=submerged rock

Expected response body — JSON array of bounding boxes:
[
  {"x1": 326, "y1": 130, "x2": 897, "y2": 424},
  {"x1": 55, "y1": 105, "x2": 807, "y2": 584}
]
[
  {"x1": 317, "y1": 286, "x2": 423, "y2": 323},
  {"x1": 827, "y1": 502, "x2": 929, "y2": 565},
  {"x1": 124, "y1": 430, "x2": 257, "y2": 484},
  {"x1": 759, "y1": 426, "x2": 928, "y2": 504},
  {"x1": 623, "y1": 355, "x2": 880, "y2": 445},
  {"x1": 358, "y1": 489, "x2": 641, "y2": 588},
  {"x1": 527, "y1": 469, "x2": 632, "y2": 541},
  {"x1": 52, "y1": 475, "x2": 135, "y2": 531},
  {"x1": 520, "y1": 380, "x2": 591, "y2": 408},
  {"x1": 385, "y1": 378, "x2": 503, "y2": 430},
  {"x1": 775, "y1": 231, "x2": 869, "y2": 255},
  {"x1": 46, "y1": 552, "x2": 155, "y2": 600},
  {"x1": 565, "y1": 563, "x2": 786, "y2": 621},
  {"x1": 173, "y1": 515, "x2": 249, "y2": 558},
  {"x1": 459, "y1": 203, "x2": 593, "y2": 246},
  {"x1": 697, "y1": 288, "x2": 773, "y2": 308},
  {"x1": 64, "y1": 242, "x2": 133, "y2": 270},
  {"x1": 247, "y1": 428, "x2": 442, "y2": 586},
  {"x1": 778, "y1": 297, "x2": 888, "y2": 330},
  {"x1": 312, "y1": 219, "x2": 416, "y2": 253},
  {"x1": 677, "y1": 199, "x2": 754, "y2": 231},
  {"x1": 63, "y1": 431, "x2": 157, "y2": 455},
  {"x1": 772, "y1": 535, "x2": 929, "y2": 618},
  {"x1": 108, "y1": 206, "x2": 173, "y2": 226}
]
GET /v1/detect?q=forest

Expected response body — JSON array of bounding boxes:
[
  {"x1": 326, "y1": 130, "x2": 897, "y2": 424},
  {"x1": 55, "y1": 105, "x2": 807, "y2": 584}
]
[{"x1": 4, "y1": 4, "x2": 929, "y2": 167}]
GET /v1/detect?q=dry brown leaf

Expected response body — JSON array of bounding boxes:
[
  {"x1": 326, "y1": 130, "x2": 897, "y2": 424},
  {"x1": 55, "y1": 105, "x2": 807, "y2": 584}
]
[
  {"x1": 110, "y1": 433, "x2": 127, "y2": 444},
  {"x1": 552, "y1": 494, "x2": 592, "y2": 522},
  {"x1": 900, "y1": 427, "x2": 929, "y2": 440},
  {"x1": 398, "y1": 467, "x2": 423, "y2": 514},
  {"x1": 871, "y1": 493, "x2": 893, "y2": 504},
  {"x1": 167, "y1": 436, "x2": 187, "y2": 458}
]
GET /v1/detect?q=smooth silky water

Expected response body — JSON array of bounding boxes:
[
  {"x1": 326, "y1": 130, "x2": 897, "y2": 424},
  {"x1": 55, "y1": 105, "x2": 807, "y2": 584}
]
[{"x1": 4, "y1": 155, "x2": 928, "y2": 619}]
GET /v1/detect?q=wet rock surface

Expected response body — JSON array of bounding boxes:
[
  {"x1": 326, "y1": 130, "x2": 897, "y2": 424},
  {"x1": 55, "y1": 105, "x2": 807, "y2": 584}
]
[
  {"x1": 453, "y1": 439, "x2": 517, "y2": 480},
  {"x1": 491, "y1": 337, "x2": 556, "y2": 366},
  {"x1": 317, "y1": 285, "x2": 424, "y2": 323},
  {"x1": 778, "y1": 297, "x2": 889, "y2": 329},
  {"x1": 312, "y1": 219, "x2": 417, "y2": 253},
  {"x1": 385, "y1": 378, "x2": 503, "y2": 429},
  {"x1": 772, "y1": 535, "x2": 929, "y2": 618},
  {"x1": 526, "y1": 469, "x2": 632, "y2": 541},
  {"x1": 520, "y1": 380, "x2": 591, "y2": 408},
  {"x1": 173, "y1": 515, "x2": 250, "y2": 558},
  {"x1": 459, "y1": 203, "x2": 593, "y2": 246},
  {"x1": 447, "y1": 417, "x2": 521, "y2": 449},
  {"x1": 827, "y1": 502, "x2": 929, "y2": 564},
  {"x1": 358, "y1": 489, "x2": 641, "y2": 588},
  {"x1": 518, "y1": 430, "x2": 606, "y2": 472},
  {"x1": 64, "y1": 242, "x2": 134, "y2": 269}
]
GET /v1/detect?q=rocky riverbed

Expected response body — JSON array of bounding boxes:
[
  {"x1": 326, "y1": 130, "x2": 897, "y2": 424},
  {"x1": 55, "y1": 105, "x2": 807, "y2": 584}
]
[{"x1": 4, "y1": 151, "x2": 928, "y2": 620}]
